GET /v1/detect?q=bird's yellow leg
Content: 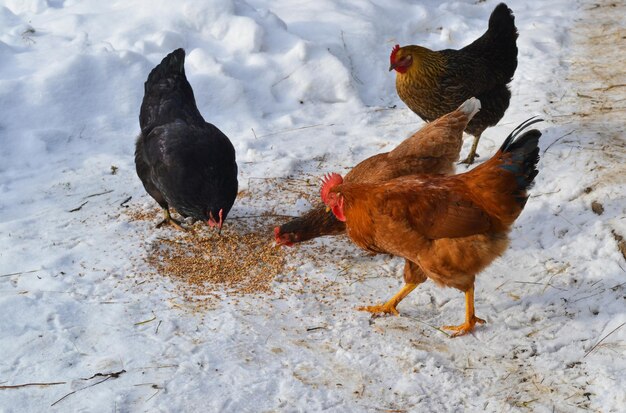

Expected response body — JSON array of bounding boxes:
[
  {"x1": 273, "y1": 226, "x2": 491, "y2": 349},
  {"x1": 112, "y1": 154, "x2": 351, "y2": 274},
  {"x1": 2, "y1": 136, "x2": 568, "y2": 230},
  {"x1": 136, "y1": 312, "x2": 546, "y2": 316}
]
[
  {"x1": 156, "y1": 208, "x2": 186, "y2": 231},
  {"x1": 358, "y1": 283, "x2": 418, "y2": 316},
  {"x1": 442, "y1": 286, "x2": 485, "y2": 337},
  {"x1": 459, "y1": 134, "x2": 481, "y2": 165}
]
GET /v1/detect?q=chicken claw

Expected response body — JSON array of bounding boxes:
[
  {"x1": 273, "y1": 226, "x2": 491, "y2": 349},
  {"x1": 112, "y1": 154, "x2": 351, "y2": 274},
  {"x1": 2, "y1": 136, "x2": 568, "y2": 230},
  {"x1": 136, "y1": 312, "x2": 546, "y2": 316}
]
[
  {"x1": 459, "y1": 152, "x2": 480, "y2": 165},
  {"x1": 443, "y1": 315, "x2": 485, "y2": 337},
  {"x1": 357, "y1": 283, "x2": 418, "y2": 317},
  {"x1": 357, "y1": 303, "x2": 400, "y2": 317},
  {"x1": 156, "y1": 208, "x2": 186, "y2": 231},
  {"x1": 459, "y1": 133, "x2": 483, "y2": 166},
  {"x1": 443, "y1": 286, "x2": 485, "y2": 337}
]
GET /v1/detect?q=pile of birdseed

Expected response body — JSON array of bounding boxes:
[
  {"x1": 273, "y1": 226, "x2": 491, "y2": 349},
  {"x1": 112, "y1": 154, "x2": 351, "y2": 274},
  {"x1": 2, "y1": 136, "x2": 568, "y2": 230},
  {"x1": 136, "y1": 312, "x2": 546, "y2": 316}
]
[{"x1": 127, "y1": 206, "x2": 290, "y2": 304}]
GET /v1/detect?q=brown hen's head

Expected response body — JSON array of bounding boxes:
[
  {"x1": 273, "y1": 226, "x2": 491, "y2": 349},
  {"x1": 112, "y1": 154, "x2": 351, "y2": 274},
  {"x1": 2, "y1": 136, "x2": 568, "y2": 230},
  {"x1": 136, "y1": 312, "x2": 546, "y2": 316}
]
[
  {"x1": 389, "y1": 44, "x2": 413, "y2": 73},
  {"x1": 274, "y1": 226, "x2": 297, "y2": 247},
  {"x1": 320, "y1": 173, "x2": 346, "y2": 222}
]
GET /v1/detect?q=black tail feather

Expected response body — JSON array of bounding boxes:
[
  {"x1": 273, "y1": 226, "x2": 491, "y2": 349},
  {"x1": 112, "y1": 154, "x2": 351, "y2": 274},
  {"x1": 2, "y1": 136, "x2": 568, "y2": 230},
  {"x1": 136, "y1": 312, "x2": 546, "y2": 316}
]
[
  {"x1": 145, "y1": 48, "x2": 186, "y2": 86},
  {"x1": 497, "y1": 120, "x2": 543, "y2": 206},
  {"x1": 489, "y1": 4, "x2": 517, "y2": 35},
  {"x1": 498, "y1": 116, "x2": 544, "y2": 152},
  {"x1": 463, "y1": 2, "x2": 518, "y2": 82},
  {"x1": 139, "y1": 48, "x2": 204, "y2": 135}
]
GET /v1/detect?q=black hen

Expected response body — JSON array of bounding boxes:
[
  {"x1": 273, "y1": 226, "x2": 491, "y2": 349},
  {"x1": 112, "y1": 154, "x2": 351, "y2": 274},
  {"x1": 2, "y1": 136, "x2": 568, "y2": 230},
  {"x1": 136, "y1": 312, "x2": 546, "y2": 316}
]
[{"x1": 135, "y1": 48, "x2": 238, "y2": 232}]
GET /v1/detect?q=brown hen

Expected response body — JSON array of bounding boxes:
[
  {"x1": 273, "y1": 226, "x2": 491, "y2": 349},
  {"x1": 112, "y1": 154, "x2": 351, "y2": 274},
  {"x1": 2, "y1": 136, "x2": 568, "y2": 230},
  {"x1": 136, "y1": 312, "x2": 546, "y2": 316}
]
[
  {"x1": 275, "y1": 97, "x2": 481, "y2": 246},
  {"x1": 321, "y1": 118, "x2": 542, "y2": 337}
]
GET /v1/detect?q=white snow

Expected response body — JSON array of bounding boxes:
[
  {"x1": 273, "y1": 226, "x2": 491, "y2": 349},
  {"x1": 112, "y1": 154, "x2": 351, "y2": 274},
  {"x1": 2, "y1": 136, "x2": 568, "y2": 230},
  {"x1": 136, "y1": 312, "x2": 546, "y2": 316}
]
[{"x1": 1, "y1": 0, "x2": 624, "y2": 412}]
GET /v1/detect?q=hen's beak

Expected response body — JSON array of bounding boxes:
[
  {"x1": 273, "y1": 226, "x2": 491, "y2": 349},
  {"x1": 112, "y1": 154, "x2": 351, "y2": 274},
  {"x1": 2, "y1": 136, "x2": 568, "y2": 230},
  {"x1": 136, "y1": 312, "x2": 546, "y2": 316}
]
[
  {"x1": 389, "y1": 63, "x2": 397, "y2": 72},
  {"x1": 208, "y1": 209, "x2": 224, "y2": 235},
  {"x1": 217, "y1": 209, "x2": 224, "y2": 235},
  {"x1": 325, "y1": 206, "x2": 331, "y2": 213}
]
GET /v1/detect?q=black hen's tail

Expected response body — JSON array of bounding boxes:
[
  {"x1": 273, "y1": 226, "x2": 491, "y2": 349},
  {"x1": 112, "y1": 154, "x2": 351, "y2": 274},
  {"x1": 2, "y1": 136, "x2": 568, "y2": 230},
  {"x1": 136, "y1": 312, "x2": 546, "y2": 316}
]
[
  {"x1": 463, "y1": 3, "x2": 518, "y2": 83},
  {"x1": 488, "y1": 4, "x2": 518, "y2": 42},
  {"x1": 146, "y1": 48, "x2": 186, "y2": 85},
  {"x1": 496, "y1": 117, "x2": 543, "y2": 207},
  {"x1": 139, "y1": 48, "x2": 204, "y2": 136}
]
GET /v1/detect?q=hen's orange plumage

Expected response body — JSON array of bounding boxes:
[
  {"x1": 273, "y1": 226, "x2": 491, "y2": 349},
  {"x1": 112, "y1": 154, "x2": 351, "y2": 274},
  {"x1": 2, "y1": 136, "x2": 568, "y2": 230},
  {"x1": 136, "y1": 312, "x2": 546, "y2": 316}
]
[
  {"x1": 321, "y1": 118, "x2": 542, "y2": 336},
  {"x1": 275, "y1": 97, "x2": 482, "y2": 246}
]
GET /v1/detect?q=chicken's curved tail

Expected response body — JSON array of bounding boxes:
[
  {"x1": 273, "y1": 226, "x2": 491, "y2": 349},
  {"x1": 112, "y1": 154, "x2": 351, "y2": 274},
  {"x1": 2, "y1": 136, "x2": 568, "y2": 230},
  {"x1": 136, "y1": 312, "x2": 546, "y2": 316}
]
[
  {"x1": 467, "y1": 117, "x2": 542, "y2": 224},
  {"x1": 487, "y1": 3, "x2": 519, "y2": 80},
  {"x1": 496, "y1": 117, "x2": 543, "y2": 206},
  {"x1": 488, "y1": 3, "x2": 518, "y2": 40},
  {"x1": 463, "y1": 3, "x2": 518, "y2": 83},
  {"x1": 147, "y1": 48, "x2": 186, "y2": 83},
  {"x1": 139, "y1": 48, "x2": 204, "y2": 135}
]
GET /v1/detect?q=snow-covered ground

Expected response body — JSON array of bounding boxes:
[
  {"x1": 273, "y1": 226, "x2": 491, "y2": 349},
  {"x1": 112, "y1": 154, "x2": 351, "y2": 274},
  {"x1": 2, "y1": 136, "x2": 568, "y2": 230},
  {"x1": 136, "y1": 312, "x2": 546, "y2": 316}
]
[{"x1": 1, "y1": 0, "x2": 624, "y2": 411}]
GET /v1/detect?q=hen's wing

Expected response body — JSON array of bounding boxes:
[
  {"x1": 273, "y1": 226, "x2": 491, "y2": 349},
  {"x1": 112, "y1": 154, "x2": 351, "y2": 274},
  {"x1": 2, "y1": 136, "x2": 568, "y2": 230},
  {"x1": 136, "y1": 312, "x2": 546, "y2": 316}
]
[
  {"x1": 377, "y1": 177, "x2": 496, "y2": 240},
  {"x1": 143, "y1": 121, "x2": 237, "y2": 220},
  {"x1": 135, "y1": 133, "x2": 168, "y2": 210}
]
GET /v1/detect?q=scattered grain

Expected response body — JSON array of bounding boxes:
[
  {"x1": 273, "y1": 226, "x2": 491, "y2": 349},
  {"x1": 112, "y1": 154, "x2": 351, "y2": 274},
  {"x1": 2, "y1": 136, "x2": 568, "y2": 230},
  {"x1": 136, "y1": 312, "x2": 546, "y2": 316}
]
[{"x1": 126, "y1": 204, "x2": 291, "y2": 309}]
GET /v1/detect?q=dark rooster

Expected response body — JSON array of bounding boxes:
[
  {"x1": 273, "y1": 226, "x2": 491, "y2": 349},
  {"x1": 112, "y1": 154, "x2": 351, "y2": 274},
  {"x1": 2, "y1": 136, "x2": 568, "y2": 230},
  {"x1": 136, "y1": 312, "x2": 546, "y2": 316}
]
[
  {"x1": 135, "y1": 48, "x2": 238, "y2": 231},
  {"x1": 390, "y1": 3, "x2": 518, "y2": 165},
  {"x1": 275, "y1": 97, "x2": 481, "y2": 246},
  {"x1": 321, "y1": 118, "x2": 542, "y2": 336}
]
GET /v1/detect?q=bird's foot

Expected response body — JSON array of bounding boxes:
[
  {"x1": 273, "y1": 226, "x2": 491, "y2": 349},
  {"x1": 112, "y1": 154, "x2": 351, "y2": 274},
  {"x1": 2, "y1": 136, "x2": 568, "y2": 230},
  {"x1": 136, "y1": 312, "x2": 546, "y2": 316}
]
[
  {"x1": 357, "y1": 302, "x2": 399, "y2": 317},
  {"x1": 459, "y1": 152, "x2": 480, "y2": 166},
  {"x1": 442, "y1": 315, "x2": 485, "y2": 337},
  {"x1": 156, "y1": 217, "x2": 186, "y2": 231}
]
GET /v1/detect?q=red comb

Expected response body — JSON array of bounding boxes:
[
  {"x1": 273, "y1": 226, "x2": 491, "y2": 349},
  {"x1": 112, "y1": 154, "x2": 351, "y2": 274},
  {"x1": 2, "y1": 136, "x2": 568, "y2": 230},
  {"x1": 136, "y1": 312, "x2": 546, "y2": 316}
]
[
  {"x1": 320, "y1": 173, "x2": 343, "y2": 204},
  {"x1": 390, "y1": 44, "x2": 400, "y2": 64}
]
